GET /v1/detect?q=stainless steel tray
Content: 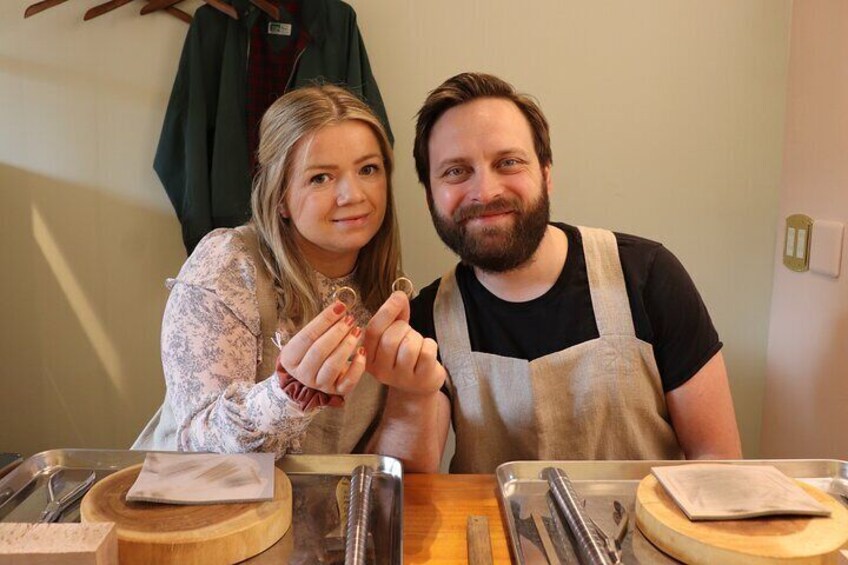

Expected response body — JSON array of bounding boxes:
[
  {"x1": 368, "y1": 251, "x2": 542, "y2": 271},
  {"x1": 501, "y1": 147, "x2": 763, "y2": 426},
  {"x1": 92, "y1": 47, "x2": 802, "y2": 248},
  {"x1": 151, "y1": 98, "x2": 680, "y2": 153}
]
[
  {"x1": 497, "y1": 459, "x2": 848, "y2": 564},
  {"x1": 0, "y1": 449, "x2": 403, "y2": 564},
  {"x1": 0, "y1": 453, "x2": 21, "y2": 480}
]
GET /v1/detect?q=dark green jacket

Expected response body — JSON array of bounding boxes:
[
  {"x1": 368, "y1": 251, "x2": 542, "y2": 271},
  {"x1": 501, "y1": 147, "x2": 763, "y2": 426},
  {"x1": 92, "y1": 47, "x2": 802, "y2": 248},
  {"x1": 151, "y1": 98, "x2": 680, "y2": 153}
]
[{"x1": 154, "y1": 0, "x2": 392, "y2": 253}]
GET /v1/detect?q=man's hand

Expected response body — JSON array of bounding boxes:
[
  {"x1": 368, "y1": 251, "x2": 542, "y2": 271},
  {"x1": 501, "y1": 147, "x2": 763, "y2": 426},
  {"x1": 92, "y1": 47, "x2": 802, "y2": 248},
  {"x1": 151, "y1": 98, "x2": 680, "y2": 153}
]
[
  {"x1": 277, "y1": 301, "x2": 366, "y2": 397},
  {"x1": 363, "y1": 291, "x2": 446, "y2": 395}
]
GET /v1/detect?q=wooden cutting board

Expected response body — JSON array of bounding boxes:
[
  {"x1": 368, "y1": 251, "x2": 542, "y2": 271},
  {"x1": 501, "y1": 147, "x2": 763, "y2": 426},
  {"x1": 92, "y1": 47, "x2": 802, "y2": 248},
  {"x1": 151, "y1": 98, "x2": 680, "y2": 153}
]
[
  {"x1": 636, "y1": 473, "x2": 848, "y2": 564},
  {"x1": 80, "y1": 463, "x2": 292, "y2": 565}
]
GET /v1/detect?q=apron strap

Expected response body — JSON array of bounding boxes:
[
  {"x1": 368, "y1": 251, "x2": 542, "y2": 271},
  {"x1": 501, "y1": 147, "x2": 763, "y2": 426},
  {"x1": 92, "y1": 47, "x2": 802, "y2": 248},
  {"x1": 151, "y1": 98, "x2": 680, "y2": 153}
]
[
  {"x1": 235, "y1": 225, "x2": 280, "y2": 366},
  {"x1": 433, "y1": 267, "x2": 477, "y2": 379},
  {"x1": 578, "y1": 226, "x2": 635, "y2": 337}
]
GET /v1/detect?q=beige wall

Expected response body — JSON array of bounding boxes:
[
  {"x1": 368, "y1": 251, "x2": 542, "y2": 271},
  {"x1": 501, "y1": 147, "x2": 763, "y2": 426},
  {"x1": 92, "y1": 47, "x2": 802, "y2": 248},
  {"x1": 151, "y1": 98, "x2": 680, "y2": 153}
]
[
  {"x1": 0, "y1": 2, "x2": 188, "y2": 454},
  {"x1": 761, "y1": 0, "x2": 848, "y2": 459},
  {"x1": 1, "y1": 1, "x2": 790, "y2": 457}
]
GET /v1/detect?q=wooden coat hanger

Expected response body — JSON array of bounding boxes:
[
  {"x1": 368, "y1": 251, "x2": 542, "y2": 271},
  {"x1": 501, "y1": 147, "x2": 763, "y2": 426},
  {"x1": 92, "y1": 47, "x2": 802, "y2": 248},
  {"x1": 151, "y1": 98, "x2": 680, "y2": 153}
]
[
  {"x1": 23, "y1": 0, "x2": 192, "y2": 24},
  {"x1": 24, "y1": 0, "x2": 69, "y2": 18},
  {"x1": 141, "y1": 0, "x2": 238, "y2": 20},
  {"x1": 142, "y1": 0, "x2": 282, "y2": 21},
  {"x1": 249, "y1": 0, "x2": 281, "y2": 21},
  {"x1": 84, "y1": 0, "x2": 134, "y2": 20}
]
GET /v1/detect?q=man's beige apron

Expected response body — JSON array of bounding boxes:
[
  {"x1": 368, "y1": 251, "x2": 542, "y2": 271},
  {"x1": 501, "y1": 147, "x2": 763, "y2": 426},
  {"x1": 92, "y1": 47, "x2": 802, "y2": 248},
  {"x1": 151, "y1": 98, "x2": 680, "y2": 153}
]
[{"x1": 434, "y1": 226, "x2": 683, "y2": 474}]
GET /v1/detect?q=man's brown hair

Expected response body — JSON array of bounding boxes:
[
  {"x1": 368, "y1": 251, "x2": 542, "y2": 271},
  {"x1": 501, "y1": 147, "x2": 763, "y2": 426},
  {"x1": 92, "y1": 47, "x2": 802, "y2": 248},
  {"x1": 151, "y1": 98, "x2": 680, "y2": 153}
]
[{"x1": 413, "y1": 72, "x2": 553, "y2": 191}]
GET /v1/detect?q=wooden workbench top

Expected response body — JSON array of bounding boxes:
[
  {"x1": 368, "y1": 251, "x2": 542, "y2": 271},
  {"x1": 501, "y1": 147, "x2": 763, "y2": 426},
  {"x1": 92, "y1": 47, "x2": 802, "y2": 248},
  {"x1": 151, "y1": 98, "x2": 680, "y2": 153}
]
[{"x1": 403, "y1": 474, "x2": 512, "y2": 564}]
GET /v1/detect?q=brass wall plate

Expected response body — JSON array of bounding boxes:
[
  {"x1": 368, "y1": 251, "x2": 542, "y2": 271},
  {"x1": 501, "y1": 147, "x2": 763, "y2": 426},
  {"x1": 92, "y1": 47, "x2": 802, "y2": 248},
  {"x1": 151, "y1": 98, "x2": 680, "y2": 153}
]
[{"x1": 783, "y1": 214, "x2": 813, "y2": 272}]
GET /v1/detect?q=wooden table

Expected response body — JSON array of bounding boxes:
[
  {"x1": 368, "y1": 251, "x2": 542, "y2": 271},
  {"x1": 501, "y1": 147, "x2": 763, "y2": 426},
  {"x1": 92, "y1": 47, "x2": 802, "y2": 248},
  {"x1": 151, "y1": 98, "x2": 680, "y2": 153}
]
[{"x1": 403, "y1": 474, "x2": 512, "y2": 564}]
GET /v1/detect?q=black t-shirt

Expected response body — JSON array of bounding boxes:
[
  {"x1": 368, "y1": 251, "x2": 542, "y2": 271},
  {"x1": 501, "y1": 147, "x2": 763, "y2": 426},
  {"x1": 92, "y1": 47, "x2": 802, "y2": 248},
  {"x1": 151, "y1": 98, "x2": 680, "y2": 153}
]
[{"x1": 410, "y1": 223, "x2": 722, "y2": 392}]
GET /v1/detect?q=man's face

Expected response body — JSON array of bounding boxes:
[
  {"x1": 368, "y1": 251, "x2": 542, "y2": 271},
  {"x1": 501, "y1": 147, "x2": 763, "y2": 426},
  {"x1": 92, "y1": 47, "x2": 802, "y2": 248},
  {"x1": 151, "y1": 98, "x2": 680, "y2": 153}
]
[{"x1": 426, "y1": 97, "x2": 552, "y2": 272}]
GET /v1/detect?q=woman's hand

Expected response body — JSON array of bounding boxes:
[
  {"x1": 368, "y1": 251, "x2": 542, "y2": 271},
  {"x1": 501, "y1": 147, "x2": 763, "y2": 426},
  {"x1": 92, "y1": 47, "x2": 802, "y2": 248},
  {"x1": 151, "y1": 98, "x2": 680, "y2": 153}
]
[
  {"x1": 363, "y1": 291, "x2": 447, "y2": 395},
  {"x1": 277, "y1": 301, "x2": 366, "y2": 397}
]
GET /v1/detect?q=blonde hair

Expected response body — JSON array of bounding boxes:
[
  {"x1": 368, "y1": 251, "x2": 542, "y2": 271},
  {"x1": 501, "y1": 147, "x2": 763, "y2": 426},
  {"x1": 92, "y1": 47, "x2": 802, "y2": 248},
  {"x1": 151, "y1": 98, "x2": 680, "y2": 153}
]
[{"x1": 250, "y1": 85, "x2": 401, "y2": 327}]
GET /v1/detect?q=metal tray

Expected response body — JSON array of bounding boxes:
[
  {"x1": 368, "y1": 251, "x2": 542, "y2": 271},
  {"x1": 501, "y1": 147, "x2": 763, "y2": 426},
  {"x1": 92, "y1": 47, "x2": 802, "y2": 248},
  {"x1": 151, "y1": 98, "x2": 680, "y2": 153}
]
[
  {"x1": 0, "y1": 449, "x2": 403, "y2": 564},
  {"x1": 496, "y1": 459, "x2": 848, "y2": 564},
  {"x1": 0, "y1": 453, "x2": 21, "y2": 480}
]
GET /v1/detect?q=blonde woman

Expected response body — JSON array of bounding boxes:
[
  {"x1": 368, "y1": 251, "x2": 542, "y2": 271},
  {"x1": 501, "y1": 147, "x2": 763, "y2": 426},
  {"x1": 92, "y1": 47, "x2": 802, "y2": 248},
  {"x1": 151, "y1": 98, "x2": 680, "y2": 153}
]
[{"x1": 134, "y1": 86, "x2": 447, "y2": 471}]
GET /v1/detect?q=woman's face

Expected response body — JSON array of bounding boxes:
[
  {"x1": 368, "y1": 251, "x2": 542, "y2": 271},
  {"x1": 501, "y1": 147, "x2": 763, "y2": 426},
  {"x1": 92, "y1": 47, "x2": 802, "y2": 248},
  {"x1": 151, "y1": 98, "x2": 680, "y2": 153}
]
[{"x1": 283, "y1": 120, "x2": 388, "y2": 277}]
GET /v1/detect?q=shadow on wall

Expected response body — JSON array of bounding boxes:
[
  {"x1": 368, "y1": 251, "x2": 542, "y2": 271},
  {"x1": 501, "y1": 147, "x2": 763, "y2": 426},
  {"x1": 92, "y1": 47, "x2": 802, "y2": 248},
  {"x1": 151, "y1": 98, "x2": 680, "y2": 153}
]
[
  {"x1": 810, "y1": 311, "x2": 848, "y2": 458},
  {"x1": 0, "y1": 164, "x2": 184, "y2": 456},
  {"x1": 762, "y1": 302, "x2": 848, "y2": 459}
]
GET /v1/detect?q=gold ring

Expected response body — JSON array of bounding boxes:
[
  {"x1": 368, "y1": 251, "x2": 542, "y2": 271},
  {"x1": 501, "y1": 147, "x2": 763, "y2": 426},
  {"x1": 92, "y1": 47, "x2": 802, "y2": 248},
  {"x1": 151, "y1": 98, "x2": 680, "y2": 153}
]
[
  {"x1": 391, "y1": 276, "x2": 415, "y2": 298},
  {"x1": 332, "y1": 286, "x2": 358, "y2": 309}
]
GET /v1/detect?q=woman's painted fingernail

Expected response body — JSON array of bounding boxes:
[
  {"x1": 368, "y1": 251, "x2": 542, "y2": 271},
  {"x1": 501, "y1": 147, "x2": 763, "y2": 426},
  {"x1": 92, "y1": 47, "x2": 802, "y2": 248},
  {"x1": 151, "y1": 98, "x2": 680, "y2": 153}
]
[
  {"x1": 358, "y1": 346, "x2": 366, "y2": 357},
  {"x1": 344, "y1": 314, "x2": 355, "y2": 326},
  {"x1": 351, "y1": 326, "x2": 362, "y2": 338},
  {"x1": 333, "y1": 302, "x2": 346, "y2": 315}
]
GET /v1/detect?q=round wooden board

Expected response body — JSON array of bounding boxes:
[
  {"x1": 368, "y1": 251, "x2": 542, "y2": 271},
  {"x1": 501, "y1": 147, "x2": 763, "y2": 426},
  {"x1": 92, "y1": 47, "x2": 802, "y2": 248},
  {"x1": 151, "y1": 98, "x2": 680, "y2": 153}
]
[
  {"x1": 635, "y1": 473, "x2": 848, "y2": 565},
  {"x1": 80, "y1": 463, "x2": 292, "y2": 565}
]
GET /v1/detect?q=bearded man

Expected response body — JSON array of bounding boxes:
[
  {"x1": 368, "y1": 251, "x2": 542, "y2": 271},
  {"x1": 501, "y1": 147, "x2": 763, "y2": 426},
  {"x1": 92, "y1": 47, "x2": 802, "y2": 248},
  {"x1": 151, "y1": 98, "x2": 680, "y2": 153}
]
[{"x1": 406, "y1": 72, "x2": 742, "y2": 473}]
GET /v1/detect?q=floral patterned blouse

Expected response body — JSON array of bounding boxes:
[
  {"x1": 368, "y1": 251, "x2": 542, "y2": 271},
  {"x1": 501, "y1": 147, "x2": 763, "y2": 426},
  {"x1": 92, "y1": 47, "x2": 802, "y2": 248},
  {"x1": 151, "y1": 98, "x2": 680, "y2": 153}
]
[{"x1": 134, "y1": 228, "x2": 384, "y2": 458}]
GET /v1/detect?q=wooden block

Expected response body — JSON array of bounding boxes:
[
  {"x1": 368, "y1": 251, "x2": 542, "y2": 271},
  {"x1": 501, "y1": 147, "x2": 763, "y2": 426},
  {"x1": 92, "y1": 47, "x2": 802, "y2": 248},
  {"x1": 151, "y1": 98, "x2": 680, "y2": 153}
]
[
  {"x1": 0, "y1": 523, "x2": 117, "y2": 565},
  {"x1": 466, "y1": 515, "x2": 494, "y2": 565}
]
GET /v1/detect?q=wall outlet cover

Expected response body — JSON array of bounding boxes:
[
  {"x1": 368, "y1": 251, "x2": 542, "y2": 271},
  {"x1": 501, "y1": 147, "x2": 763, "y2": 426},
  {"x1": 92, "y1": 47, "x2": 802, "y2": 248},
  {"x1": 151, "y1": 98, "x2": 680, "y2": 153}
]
[{"x1": 809, "y1": 220, "x2": 844, "y2": 278}]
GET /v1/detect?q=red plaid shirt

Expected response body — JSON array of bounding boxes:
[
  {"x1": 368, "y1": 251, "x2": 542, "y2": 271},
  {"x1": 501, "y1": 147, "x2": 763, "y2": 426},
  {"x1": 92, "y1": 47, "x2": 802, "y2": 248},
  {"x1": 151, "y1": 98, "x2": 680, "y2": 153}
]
[{"x1": 246, "y1": 2, "x2": 311, "y2": 173}]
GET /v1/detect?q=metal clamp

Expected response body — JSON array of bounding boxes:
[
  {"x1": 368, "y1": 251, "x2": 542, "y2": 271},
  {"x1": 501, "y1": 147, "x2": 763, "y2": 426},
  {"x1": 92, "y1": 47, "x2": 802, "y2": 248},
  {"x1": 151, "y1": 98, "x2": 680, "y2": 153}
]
[{"x1": 584, "y1": 501, "x2": 628, "y2": 564}]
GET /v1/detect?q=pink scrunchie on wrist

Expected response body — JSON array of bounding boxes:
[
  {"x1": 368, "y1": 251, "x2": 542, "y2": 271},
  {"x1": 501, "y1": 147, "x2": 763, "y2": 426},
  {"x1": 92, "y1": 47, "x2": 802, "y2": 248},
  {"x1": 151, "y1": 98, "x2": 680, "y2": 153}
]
[{"x1": 276, "y1": 360, "x2": 344, "y2": 411}]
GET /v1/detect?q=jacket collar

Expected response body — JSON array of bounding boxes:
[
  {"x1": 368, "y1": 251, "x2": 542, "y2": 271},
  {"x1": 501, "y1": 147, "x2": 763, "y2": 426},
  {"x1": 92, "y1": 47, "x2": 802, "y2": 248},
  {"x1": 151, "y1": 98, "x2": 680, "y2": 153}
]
[{"x1": 231, "y1": 0, "x2": 329, "y2": 44}]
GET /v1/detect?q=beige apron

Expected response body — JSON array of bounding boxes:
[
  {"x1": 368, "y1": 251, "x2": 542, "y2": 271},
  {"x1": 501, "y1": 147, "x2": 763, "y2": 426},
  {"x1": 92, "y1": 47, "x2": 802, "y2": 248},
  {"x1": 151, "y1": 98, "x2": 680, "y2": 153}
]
[
  {"x1": 133, "y1": 225, "x2": 385, "y2": 454},
  {"x1": 435, "y1": 226, "x2": 683, "y2": 474}
]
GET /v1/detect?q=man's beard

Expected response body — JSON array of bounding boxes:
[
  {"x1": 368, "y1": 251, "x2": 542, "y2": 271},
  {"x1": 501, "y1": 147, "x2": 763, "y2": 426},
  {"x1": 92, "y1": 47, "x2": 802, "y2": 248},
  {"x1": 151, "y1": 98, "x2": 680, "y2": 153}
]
[{"x1": 430, "y1": 186, "x2": 550, "y2": 273}]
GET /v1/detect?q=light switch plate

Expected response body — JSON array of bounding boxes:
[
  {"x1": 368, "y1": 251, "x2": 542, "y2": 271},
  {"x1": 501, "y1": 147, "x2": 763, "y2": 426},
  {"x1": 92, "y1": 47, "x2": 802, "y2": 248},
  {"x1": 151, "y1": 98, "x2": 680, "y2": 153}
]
[
  {"x1": 783, "y1": 214, "x2": 813, "y2": 272},
  {"x1": 809, "y1": 220, "x2": 844, "y2": 278}
]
